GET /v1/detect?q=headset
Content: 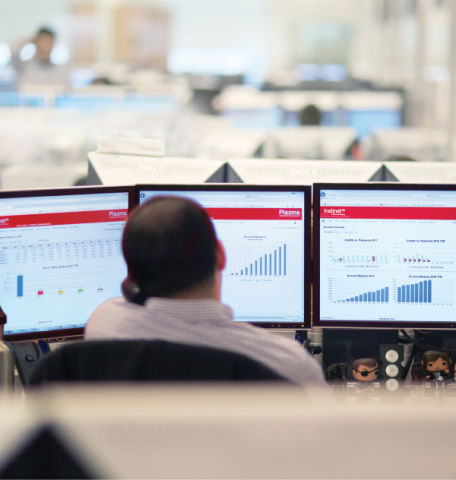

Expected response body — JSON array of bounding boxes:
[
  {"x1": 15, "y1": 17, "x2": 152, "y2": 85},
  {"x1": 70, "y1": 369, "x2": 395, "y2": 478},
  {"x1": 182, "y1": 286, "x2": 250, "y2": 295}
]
[{"x1": 121, "y1": 277, "x2": 147, "y2": 306}]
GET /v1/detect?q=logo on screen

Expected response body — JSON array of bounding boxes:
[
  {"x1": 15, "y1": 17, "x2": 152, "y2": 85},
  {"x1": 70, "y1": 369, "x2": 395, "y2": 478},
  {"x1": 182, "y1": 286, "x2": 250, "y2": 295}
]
[
  {"x1": 323, "y1": 208, "x2": 345, "y2": 216},
  {"x1": 0, "y1": 218, "x2": 9, "y2": 224},
  {"x1": 140, "y1": 193, "x2": 146, "y2": 199},
  {"x1": 279, "y1": 209, "x2": 300, "y2": 217},
  {"x1": 320, "y1": 192, "x2": 326, "y2": 197},
  {"x1": 109, "y1": 211, "x2": 127, "y2": 218}
]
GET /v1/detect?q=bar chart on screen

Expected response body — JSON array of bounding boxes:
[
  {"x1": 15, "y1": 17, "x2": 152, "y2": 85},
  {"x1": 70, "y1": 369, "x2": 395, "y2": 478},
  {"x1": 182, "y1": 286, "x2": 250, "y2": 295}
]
[
  {"x1": 392, "y1": 243, "x2": 455, "y2": 265},
  {"x1": 5, "y1": 266, "x2": 110, "y2": 299},
  {"x1": 327, "y1": 241, "x2": 390, "y2": 264},
  {"x1": 223, "y1": 242, "x2": 287, "y2": 277},
  {"x1": 393, "y1": 278, "x2": 453, "y2": 305},
  {"x1": 219, "y1": 235, "x2": 304, "y2": 322},
  {"x1": 328, "y1": 277, "x2": 390, "y2": 304}
]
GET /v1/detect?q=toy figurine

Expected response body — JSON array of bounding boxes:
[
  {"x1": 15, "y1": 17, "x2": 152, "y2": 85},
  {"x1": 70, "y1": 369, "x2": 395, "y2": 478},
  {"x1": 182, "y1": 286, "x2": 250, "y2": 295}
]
[
  {"x1": 446, "y1": 362, "x2": 456, "y2": 384},
  {"x1": 325, "y1": 363, "x2": 347, "y2": 401},
  {"x1": 410, "y1": 362, "x2": 425, "y2": 402},
  {"x1": 352, "y1": 358, "x2": 379, "y2": 401},
  {"x1": 411, "y1": 362, "x2": 424, "y2": 384},
  {"x1": 421, "y1": 351, "x2": 451, "y2": 383},
  {"x1": 443, "y1": 362, "x2": 456, "y2": 397}
]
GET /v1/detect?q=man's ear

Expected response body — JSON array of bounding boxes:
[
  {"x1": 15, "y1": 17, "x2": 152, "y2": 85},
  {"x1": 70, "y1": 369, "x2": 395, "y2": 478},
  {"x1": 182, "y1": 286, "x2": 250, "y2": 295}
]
[{"x1": 215, "y1": 240, "x2": 226, "y2": 271}]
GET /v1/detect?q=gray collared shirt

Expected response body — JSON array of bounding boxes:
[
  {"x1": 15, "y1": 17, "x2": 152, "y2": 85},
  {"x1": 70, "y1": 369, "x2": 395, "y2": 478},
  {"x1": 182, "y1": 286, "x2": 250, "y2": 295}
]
[
  {"x1": 11, "y1": 51, "x2": 70, "y2": 86},
  {"x1": 85, "y1": 297, "x2": 325, "y2": 386}
]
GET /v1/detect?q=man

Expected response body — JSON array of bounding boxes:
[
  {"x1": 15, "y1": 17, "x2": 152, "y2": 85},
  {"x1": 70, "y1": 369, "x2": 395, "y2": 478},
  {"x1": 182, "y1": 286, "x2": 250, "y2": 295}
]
[
  {"x1": 86, "y1": 196, "x2": 325, "y2": 386},
  {"x1": 10, "y1": 27, "x2": 69, "y2": 86}
]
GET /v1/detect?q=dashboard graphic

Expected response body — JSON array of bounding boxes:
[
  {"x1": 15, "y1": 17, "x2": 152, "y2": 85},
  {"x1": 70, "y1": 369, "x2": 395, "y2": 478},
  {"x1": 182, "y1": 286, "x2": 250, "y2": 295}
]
[
  {"x1": 139, "y1": 189, "x2": 307, "y2": 326},
  {"x1": 0, "y1": 190, "x2": 130, "y2": 337},
  {"x1": 317, "y1": 188, "x2": 456, "y2": 326}
]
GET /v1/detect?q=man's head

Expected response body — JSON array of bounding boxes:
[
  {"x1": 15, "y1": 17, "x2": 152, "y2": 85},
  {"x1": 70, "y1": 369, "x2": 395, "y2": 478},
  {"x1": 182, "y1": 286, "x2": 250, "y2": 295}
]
[
  {"x1": 299, "y1": 104, "x2": 321, "y2": 126},
  {"x1": 34, "y1": 27, "x2": 55, "y2": 62},
  {"x1": 352, "y1": 358, "x2": 378, "y2": 382},
  {"x1": 122, "y1": 196, "x2": 225, "y2": 300}
]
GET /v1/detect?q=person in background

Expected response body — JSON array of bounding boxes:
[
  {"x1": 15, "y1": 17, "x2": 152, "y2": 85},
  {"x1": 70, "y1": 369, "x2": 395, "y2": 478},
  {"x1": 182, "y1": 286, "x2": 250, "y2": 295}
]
[
  {"x1": 10, "y1": 27, "x2": 70, "y2": 87},
  {"x1": 299, "y1": 104, "x2": 321, "y2": 126},
  {"x1": 85, "y1": 196, "x2": 326, "y2": 387}
]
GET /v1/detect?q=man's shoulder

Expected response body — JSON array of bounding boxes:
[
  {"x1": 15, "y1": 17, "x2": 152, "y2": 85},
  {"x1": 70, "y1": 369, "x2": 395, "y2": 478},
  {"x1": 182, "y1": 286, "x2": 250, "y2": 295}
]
[
  {"x1": 225, "y1": 322, "x2": 310, "y2": 356},
  {"x1": 94, "y1": 296, "x2": 128, "y2": 311},
  {"x1": 88, "y1": 297, "x2": 145, "y2": 324}
]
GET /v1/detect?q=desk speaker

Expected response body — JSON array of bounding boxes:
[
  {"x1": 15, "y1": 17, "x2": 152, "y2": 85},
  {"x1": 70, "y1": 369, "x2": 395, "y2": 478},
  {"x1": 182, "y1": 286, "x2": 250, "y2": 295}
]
[{"x1": 380, "y1": 344, "x2": 404, "y2": 402}]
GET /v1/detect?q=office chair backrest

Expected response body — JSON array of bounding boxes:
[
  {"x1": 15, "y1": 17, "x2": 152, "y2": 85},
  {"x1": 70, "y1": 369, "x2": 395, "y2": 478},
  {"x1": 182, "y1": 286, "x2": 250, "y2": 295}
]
[{"x1": 29, "y1": 340, "x2": 289, "y2": 385}]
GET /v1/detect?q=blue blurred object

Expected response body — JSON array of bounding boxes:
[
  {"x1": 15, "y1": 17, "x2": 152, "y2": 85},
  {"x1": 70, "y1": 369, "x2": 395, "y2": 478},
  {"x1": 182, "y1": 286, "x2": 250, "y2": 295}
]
[
  {"x1": 221, "y1": 106, "x2": 283, "y2": 130},
  {"x1": 54, "y1": 94, "x2": 118, "y2": 110},
  {"x1": 294, "y1": 64, "x2": 348, "y2": 82},
  {"x1": 68, "y1": 69, "x2": 95, "y2": 88},
  {"x1": 345, "y1": 110, "x2": 401, "y2": 138},
  {"x1": 53, "y1": 93, "x2": 180, "y2": 113},
  {"x1": 282, "y1": 107, "x2": 401, "y2": 138},
  {"x1": 321, "y1": 64, "x2": 348, "y2": 82},
  {"x1": 0, "y1": 92, "x2": 47, "y2": 107},
  {"x1": 123, "y1": 95, "x2": 179, "y2": 113}
]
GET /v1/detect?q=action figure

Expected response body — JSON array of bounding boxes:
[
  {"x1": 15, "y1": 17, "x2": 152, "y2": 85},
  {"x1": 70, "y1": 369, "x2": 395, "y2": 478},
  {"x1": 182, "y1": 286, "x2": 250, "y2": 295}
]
[
  {"x1": 444, "y1": 362, "x2": 456, "y2": 385},
  {"x1": 421, "y1": 351, "x2": 451, "y2": 383},
  {"x1": 411, "y1": 362, "x2": 424, "y2": 384},
  {"x1": 352, "y1": 358, "x2": 379, "y2": 401},
  {"x1": 325, "y1": 363, "x2": 347, "y2": 401}
]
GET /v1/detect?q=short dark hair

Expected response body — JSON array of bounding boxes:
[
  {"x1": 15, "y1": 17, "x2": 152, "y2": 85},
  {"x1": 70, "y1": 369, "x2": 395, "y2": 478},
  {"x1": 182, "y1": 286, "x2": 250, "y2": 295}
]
[
  {"x1": 299, "y1": 104, "x2": 321, "y2": 126},
  {"x1": 352, "y1": 358, "x2": 377, "y2": 371},
  {"x1": 422, "y1": 351, "x2": 451, "y2": 368},
  {"x1": 37, "y1": 27, "x2": 55, "y2": 38},
  {"x1": 122, "y1": 196, "x2": 218, "y2": 298}
]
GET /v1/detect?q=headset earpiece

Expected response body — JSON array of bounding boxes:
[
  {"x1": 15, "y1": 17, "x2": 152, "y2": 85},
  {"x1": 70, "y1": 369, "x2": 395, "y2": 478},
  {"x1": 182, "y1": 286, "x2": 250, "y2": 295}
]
[{"x1": 121, "y1": 277, "x2": 147, "y2": 306}]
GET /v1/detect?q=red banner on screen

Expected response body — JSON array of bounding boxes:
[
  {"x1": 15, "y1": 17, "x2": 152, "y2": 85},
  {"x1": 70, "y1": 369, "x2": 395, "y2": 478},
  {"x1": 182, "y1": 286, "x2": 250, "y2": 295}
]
[
  {"x1": 320, "y1": 206, "x2": 456, "y2": 220},
  {"x1": 206, "y1": 208, "x2": 302, "y2": 221},
  {"x1": 0, "y1": 209, "x2": 128, "y2": 228}
]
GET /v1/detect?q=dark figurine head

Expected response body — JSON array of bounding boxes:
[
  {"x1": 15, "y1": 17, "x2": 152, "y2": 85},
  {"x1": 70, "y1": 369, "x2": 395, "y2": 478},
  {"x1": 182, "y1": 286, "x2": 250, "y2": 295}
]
[
  {"x1": 325, "y1": 363, "x2": 347, "y2": 382},
  {"x1": 421, "y1": 351, "x2": 451, "y2": 373},
  {"x1": 352, "y1": 358, "x2": 378, "y2": 382},
  {"x1": 411, "y1": 362, "x2": 424, "y2": 381}
]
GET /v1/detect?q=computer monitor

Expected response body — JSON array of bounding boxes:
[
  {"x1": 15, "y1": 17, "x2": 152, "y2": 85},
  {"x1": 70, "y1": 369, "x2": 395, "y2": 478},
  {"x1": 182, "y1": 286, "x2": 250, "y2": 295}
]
[
  {"x1": 53, "y1": 93, "x2": 118, "y2": 110},
  {"x1": 221, "y1": 107, "x2": 283, "y2": 131},
  {"x1": 313, "y1": 183, "x2": 456, "y2": 329},
  {"x1": 136, "y1": 185, "x2": 311, "y2": 328},
  {"x1": 0, "y1": 186, "x2": 134, "y2": 341},
  {"x1": 0, "y1": 92, "x2": 47, "y2": 108},
  {"x1": 283, "y1": 109, "x2": 401, "y2": 138}
]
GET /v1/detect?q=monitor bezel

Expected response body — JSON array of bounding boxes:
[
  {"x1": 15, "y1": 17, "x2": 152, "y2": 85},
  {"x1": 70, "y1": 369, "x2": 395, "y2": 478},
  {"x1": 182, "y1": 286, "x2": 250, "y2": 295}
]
[
  {"x1": 1, "y1": 185, "x2": 135, "y2": 342},
  {"x1": 135, "y1": 184, "x2": 312, "y2": 329},
  {"x1": 313, "y1": 182, "x2": 456, "y2": 330}
]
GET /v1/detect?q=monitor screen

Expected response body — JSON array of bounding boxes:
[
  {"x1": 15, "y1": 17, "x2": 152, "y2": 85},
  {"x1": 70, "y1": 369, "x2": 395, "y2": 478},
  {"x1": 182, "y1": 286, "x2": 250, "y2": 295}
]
[
  {"x1": 137, "y1": 185, "x2": 311, "y2": 328},
  {"x1": 313, "y1": 184, "x2": 456, "y2": 329},
  {"x1": 282, "y1": 109, "x2": 401, "y2": 138},
  {"x1": 0, "y1": 186, "x2": 133, "y2": 340},
  {"x1": 221, "y1": 107, "x2": 283, "y2": 131}
]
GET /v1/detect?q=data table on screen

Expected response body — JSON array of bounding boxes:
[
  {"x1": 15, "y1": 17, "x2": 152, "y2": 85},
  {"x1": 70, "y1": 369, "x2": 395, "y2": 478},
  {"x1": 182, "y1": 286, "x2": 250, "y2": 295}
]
[{"x1": 0, "y1": 192, "x2": 129, "y2": 336}]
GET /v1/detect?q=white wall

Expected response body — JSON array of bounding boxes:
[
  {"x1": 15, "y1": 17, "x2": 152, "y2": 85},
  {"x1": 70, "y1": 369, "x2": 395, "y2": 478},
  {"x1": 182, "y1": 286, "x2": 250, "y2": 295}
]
[
  {"x1": 0, "y1": 0, "x2": 455, "y2": 131},
  {"x1": 0, "y1": 0, "x2": 362, "y2": 75}
]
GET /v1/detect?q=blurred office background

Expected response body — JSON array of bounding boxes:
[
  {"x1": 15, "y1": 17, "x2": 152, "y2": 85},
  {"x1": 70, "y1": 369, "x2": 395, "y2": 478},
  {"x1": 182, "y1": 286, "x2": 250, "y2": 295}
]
[{"x1": 0, "y1": 0, "x2": 455, "y2": 187}]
